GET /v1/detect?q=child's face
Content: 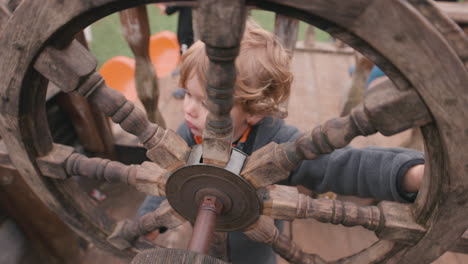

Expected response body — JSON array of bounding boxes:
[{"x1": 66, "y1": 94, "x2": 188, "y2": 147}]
[{"x1": 183, "y1": 74, "x2": 257, "y2": 141}]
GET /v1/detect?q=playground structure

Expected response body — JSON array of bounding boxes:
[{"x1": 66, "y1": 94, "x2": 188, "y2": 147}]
[
  {"x1": 99, "y1": 30, "x2": 180, "y2": 102},
  {"x1": 0, "y1": 1, "x2": 467, "y2": 264}
]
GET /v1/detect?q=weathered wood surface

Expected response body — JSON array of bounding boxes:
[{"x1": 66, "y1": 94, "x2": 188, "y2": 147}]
[
  {"x1": 244, "y1": 216, "x2": 327, "y2": 264},
  {"x1": 35, "y1": 40, "x2": 190, "y2": 170},
  {"x1": 261, "y1": 184, "x2": 468, "y2": 254},
  {"x1": 274, "y1": 14, "x2": 299, "y2": 53},
  {"x1": 258, "y1": 1, "x2": 468, "y2": 262},
  {"x1": 0, "y1": 166, "x2": 84, "y2": 264},
  {"x1": 66, "y1": 154, "x2": 168, "y2": 196},
  {"x1": 262, "y1": 185, "x2": 381, "y2": 231},
  {"x1": 0, "y1": 1, "x2": 182, "y2": 258},
  {"x1": 0, "y1": 2, "x2": 10, "y2": 34},
  {"x1": 436, "y1": 1, "x2": 468, "y2": 25},
  {"x1": 197, "y1": 0, "x2": 246, "y2": 166},
  {"x1": 413, "y1": 0, "x2": 468, "y2": 66},
  {"x1": 108, "y1": 40, "x2": 468, "y2": 263},
  {"x1": 34, "y1": 142, "x2": 168, "y2": 196},
  {"x1": 0, "y1": 0, "x2": 467, "y2": 263},
  {"x1": 131, "y1": 248, "x2": 228, "y2": 264},
  {"x1": 336, "y1": 240, "x2": 405, "y2": 264},
  {"x1": 242, "y1": 79, "x2": 432, "y2": 189},
  {"x1": 55, "y1": 90, "x2": 115, "y2": 157},
  {"x1": 340, "y1": 54, "x2": 373, "y2": 117},
  {"x1": 108, "y1": 200, "x2": 186, "y2": 250},
  {"x1": 304, "y1": 25, "x2": 315, "y2": 48},
  {"x1": 348, "y1": 1, "x2": 467, "y2": 262},
  {"x1": 66, "y1": 31, "x2": 115, "y2": 158},
  {"x1": 296, "y1": 41, "x2": 355, "y2": 55},
  {"x1": 36, "y1": 143, "x2": 75, "y2": 179},
  {"x1": 120, "y1": 6, "x2": 166, "y2": 127},
  {"x1": 142, "y1": 37, "x2": 468, "y2": 264}
]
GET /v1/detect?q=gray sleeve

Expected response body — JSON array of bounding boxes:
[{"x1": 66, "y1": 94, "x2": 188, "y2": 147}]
[
  {"x1": 256, "y1": 120, "x2": 425, "y2": 202},
  {"x1": 136, "y1": 122, "x2": 194, "y2": 219},
  {"x1": 289, "y1": 146, "x2": 425, "y2": 202},
  {"x1": 136, "y1": 196, "x2": 166, "y2": 219}
]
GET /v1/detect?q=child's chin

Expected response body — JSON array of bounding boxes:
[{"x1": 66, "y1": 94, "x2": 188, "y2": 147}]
[{"x1": 190, "y1": 128, "x2": 202, "y2": 137}]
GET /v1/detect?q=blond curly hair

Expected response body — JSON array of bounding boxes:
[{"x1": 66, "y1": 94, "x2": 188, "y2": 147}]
[{"x1": 179, "y1": 20, "x2": 292, "y2": 118}]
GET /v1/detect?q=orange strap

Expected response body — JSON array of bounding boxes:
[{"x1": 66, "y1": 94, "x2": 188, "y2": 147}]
[{"x1": 194, "y1": 127, "x2": 251, "y2": 147}]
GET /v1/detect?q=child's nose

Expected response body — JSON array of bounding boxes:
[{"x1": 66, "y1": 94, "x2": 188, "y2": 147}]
[{"x1": 184, "y1": 97, "x2": 198, "y2": 117}]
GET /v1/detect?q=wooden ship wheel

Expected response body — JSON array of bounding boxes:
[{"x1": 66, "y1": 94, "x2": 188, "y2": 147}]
[{"x1": 0, "y1": 0, "x2": 467, "y2": 263}]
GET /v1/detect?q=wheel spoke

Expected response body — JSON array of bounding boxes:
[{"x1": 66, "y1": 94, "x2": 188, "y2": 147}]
[
  {"x1": 261, "y1": 185, "x2": 381, "y2": 231},
  {"x1": 1, "y1": 0, "x2": 467, "y2": 262},
  {"x1": 108, "y1": 199, "x2": 186, "y2": 250},
  {"x1": 197, "y1": 0, "x2": 247, "y2": 166},
  {"x1": 244, "y1": 216, "x2": 327, "y2": 264},
  {"x1": 260, "y1": 184, "x2": 468, "y2": 254},
  {"x1": 241, "y1": 79, "x2": 433, "y2": 188},
  {"x1": 35, "y1": 143, "x2": 167, "y2": 196},
  {"x1": 33, "y1": 40, "x2": 190, "y2": 170},
  {"x1": 335, "y1": 240, "x2": 404, "y2": 264}
]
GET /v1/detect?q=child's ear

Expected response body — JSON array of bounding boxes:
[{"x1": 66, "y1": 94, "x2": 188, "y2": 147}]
[{"x1": 246, "y1": 114, "x2": 264, "y2": 126}]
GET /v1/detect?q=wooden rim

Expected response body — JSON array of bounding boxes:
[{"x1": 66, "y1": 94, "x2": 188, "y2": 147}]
[{"x1": 0, "y1": 0, "x2": 466, "y2": 263}]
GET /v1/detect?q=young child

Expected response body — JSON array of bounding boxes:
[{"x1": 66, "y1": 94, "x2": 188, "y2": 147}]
[{"x1": 138, "y1": 21, "x2": 424, "y2": 263}]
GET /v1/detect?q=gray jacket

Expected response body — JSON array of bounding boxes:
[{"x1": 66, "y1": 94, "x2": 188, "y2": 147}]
[{"x1": 138, "y1": 117, "x2": 424, "y2": 263}]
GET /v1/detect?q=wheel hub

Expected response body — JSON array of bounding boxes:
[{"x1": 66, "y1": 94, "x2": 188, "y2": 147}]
[{"x1": 166, "y1": 145, "x2": 261, "y2": 231}]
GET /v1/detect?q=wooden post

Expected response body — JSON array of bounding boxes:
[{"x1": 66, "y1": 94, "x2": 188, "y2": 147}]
[
  {"x1": 55, "y1": 31, "x2": 115, "y2": 159},
  {"x1": 120, "y1": 6, "x2": 166, "y2": 127},
  {"x1": 340, "y1": 53, "x2": 374, "y2": 117},
  {"x1": 274, "y1": 14, "x2": 299, "y2": 53},
  {"x1": 304, "y1": 25, "x2": 315, "y2": 48}
]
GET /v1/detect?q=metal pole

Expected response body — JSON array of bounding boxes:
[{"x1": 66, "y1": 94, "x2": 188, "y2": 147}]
[{"x1": 188, "y1": 196, "x2": 223, "y2": 254}]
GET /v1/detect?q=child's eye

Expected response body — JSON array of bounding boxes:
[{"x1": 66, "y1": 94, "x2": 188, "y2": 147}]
[
  {"x1": 185, "y1": 91, "x2": 191, "y2": 97},
  {"x1": 201, "y1": 101, "x2": 208, "y2": 108}
]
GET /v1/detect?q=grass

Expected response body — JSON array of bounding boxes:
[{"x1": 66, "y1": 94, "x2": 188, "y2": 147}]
[{"x1": 89, "y1": 5, "x2": 330, "y2": 67}]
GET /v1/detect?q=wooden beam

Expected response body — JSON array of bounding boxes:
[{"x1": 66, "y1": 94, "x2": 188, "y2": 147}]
[
  {"x1": 274, "y1": 14, "x2": 299, "y2": 53},
  {"x1": 0, "y1": 167, "x2": 83, "y2": 263},
  {"x1": 120, "y1": 6, "x2": 166, "y2": 127},
  {"x1": 436, "y1": 2, "x2": 468, "y2": 24}
]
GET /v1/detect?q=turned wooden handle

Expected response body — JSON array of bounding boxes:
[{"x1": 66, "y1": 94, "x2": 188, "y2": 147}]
[
  {"x1": 65, "y1": 153, "x2": 168, "y2": 196},
  {"x1": 108, "y1": 200, "x2": 186, "y2": 250},
  {"x1": 34, "y1": 41, "x2": 190, "y2": 170},
  {"x1": 262, "y1": 185, "x2": 382, "y2": 231},
  {"x1": 241, "y1": 80, "x2": 433, "y2": 188},
  {"x1": 198, "y1": 0, "x2": 247, "y2": 166}
]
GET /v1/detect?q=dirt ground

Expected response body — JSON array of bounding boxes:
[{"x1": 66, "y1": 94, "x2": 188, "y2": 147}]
[{"x1": 80, "y1": 42, "x2": 468, "y2": 264}]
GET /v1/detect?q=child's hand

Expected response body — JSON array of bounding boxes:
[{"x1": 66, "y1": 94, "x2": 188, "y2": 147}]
[
  {"x1": 402, "y1": 164, "x2": 424, "y2": 193},
  {"x1": 144, "y1": 230, "x2": 160, "y2": 241}
]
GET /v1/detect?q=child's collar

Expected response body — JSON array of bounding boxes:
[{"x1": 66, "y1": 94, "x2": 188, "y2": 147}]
[{"x1": 194, "y1": 126, "x2": 252, "y2": 147}]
